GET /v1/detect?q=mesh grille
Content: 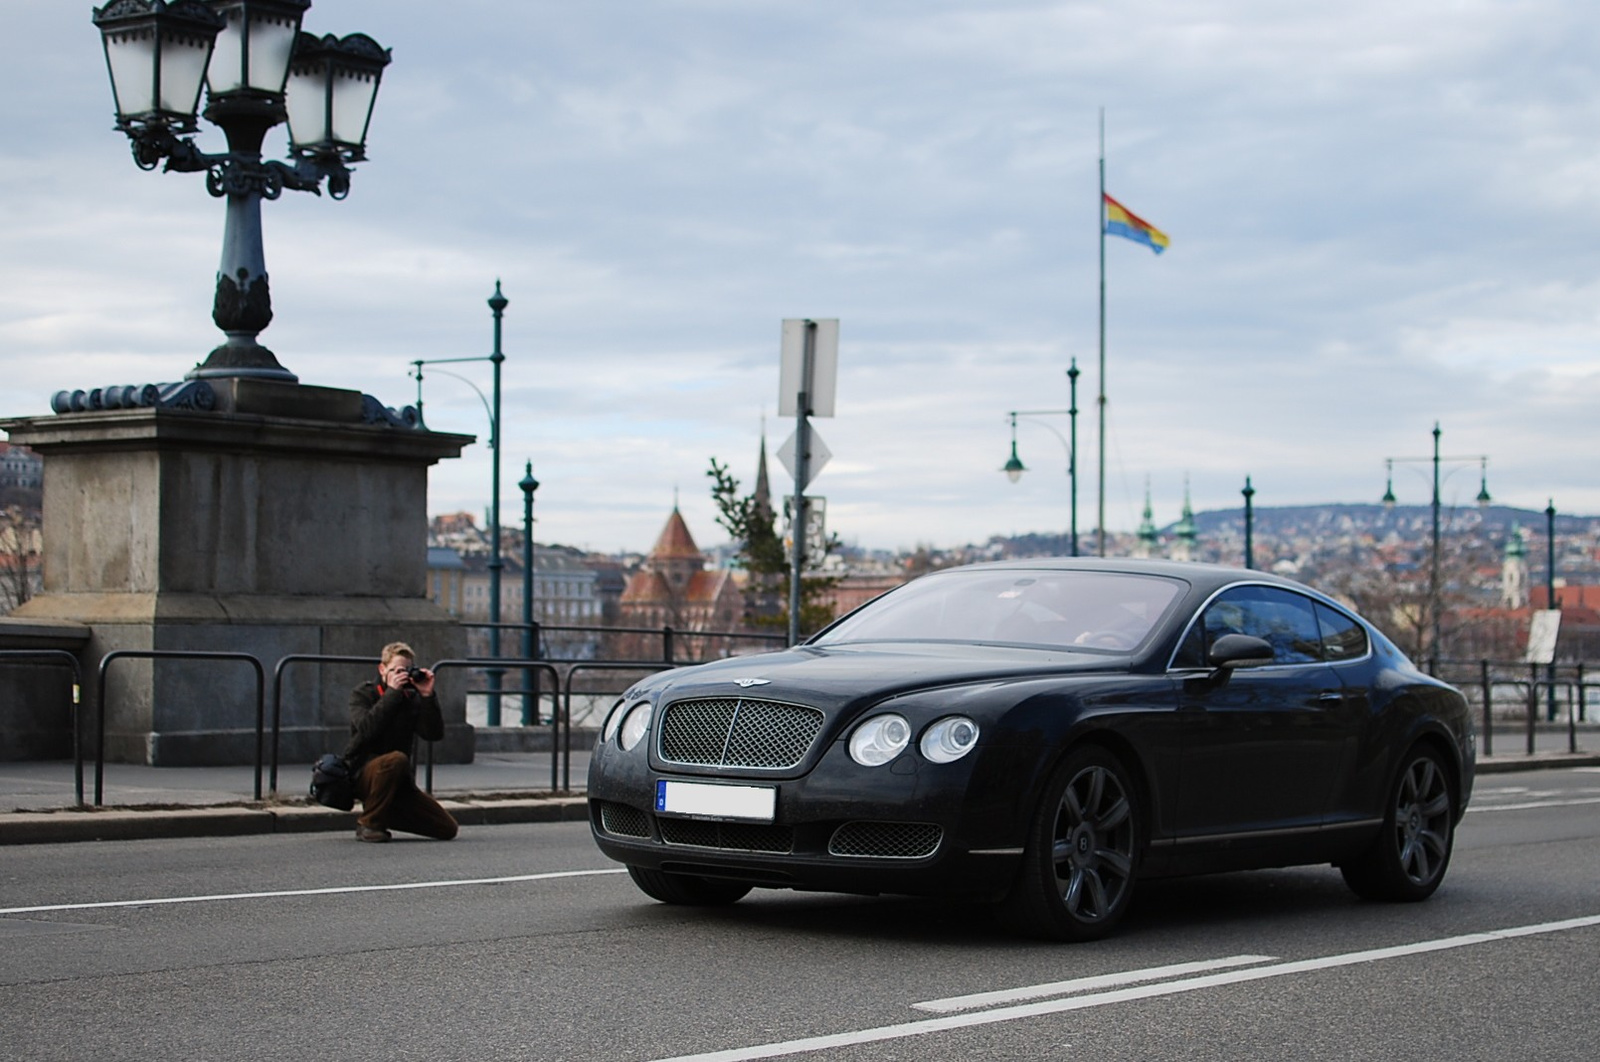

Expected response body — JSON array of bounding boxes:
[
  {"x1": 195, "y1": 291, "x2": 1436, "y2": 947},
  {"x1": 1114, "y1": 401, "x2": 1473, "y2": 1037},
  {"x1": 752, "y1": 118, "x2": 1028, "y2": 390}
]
[
  {"x1": 828, "y1": 821, "x2": 943, "y2": 859},
  {"x1": 599, "y1": 801, "x2": 651, "y2": 838},
  {"x1": 658, "y1": 818, "x2": 795, "y2": 853},
  {"x1": 659, "y1": 697, "x2": 825, "y2": 769}
]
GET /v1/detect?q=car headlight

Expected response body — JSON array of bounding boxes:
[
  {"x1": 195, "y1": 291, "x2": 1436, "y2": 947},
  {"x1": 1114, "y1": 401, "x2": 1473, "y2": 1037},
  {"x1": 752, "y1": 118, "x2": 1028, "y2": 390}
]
[
  {"x1": 849, "y1": 714, "x2": 911, "y2": 767},
  {"x1": 618, "y1": 703, "x2": 653, "y2": 752},
  {"x1": 920, "y1": 716, "x2": 980, "y2": 763},
  {"x1": 601, "y1": 699, "x2": 628, "y2": 743}
]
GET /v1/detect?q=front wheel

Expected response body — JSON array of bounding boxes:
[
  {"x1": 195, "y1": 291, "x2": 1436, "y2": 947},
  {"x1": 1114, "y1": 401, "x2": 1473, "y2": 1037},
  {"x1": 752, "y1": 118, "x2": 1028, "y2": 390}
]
[
  {"x1": 1000, "y1": 745, "x2": 1141, "y2": 941},
  {"x1": 1341, "y1": 745, "x2": 1456, "y2": 902},
  {"x1": 627, "y1": 865, "x2": 752, "y2": 906}
]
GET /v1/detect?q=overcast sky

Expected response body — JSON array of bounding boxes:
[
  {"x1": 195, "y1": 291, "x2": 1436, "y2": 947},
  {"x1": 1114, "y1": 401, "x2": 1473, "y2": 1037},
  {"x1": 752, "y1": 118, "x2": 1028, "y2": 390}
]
[{"x1": 4, "y1": 1, "x2": 1598, "y2": 555}]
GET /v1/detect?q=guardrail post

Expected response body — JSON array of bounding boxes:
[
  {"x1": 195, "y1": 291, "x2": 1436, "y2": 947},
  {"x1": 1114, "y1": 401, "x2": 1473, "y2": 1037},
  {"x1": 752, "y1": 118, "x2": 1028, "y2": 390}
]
[
  {"x1": 1568, "y1": 663, "x2": 1578, "y2": 754},
  {"x1": 1479, "y1": 660, "x2": 1492, "y2": 759},
  {"x1": 1526, "y1": 663, "x2": 1538, "y2": 756},
  {"x1": 1578, "y1": 664, "x2": 1587, "y2": 725},
  {"x1": 663, "y1": 625, "x2": 674, "y2": 665}
]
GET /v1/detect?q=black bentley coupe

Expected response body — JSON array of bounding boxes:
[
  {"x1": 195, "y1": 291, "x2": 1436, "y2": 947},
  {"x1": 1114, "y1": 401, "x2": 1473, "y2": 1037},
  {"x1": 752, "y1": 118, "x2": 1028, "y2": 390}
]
[{"x1": 587, "y1": 558, "x2": 1475, "y2": 940}]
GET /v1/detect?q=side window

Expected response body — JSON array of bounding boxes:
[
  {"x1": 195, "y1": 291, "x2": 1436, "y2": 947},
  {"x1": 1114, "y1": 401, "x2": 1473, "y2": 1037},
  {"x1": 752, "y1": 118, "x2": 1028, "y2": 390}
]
[
  {"x1": 1187, "y1": 586, "x2": 1322, "y2": 666},
  {"x1": 1314, "y1": 602, "x2": 1368, "y2": 661}
]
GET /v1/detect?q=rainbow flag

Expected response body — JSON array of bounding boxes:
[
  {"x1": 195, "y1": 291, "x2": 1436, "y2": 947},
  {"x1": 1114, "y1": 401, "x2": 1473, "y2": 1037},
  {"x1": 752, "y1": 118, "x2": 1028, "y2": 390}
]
[{"x1": 1103, "y1": 193, "x2": 1168, "y2": 255}]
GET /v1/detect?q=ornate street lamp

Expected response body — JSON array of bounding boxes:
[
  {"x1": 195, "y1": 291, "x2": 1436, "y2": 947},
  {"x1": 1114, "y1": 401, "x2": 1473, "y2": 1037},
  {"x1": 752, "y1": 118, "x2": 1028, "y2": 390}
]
[
  {"x1": 1001, "y1": 360, "x2": 1081, "y2": 556},
  {"x1": 91, "y1": 0, "x2": 390, "y2": 383},
  {"x1": 1381, "y1": 422, "x2": 1491, "y2": 672}
]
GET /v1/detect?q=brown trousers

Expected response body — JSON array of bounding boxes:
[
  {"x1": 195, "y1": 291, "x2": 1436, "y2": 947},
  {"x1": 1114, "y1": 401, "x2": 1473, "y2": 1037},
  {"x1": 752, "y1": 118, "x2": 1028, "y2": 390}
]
[{"x1": 356, "y1": 751, "x2": 458, "y2": 839}]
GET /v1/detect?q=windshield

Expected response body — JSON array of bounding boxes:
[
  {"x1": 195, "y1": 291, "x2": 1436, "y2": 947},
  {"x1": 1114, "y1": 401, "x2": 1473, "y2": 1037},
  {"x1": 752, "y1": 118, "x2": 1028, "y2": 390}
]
[{"x1": 814, "y1": 569, "x2": 1186, "y2": 652}]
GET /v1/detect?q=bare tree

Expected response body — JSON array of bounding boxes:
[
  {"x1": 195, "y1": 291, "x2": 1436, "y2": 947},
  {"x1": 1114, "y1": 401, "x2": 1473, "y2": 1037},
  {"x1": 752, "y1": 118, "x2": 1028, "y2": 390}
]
[{"x1": 0, "y1": 506, "x2": 41, "y2": 613}]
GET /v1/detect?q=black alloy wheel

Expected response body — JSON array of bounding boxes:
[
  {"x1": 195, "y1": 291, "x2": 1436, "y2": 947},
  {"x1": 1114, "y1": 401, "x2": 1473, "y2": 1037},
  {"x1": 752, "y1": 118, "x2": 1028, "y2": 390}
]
[
  {"x1": 1002, "y1": 745, "x2": 1140, "y2": 941},
  {"x1": 1341, "y1": 745, "x2": 1456, "y2": 902},
  {"x1": 626, "y1": 865, "x2": 753, "y2": 906}
]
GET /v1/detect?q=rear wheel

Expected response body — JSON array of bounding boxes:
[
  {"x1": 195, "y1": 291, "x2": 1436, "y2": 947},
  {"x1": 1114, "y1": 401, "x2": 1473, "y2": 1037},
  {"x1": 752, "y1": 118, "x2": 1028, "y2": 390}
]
[
  {"x1": 1001, "y1": 745, "x2": 1140, "y2": 941},
  {"x1": 627, "y1": 866, "x2": 752, "y2": 906},
  {"x1": 1341, "y1": 745, "x2": 1456, "y2": 902}
]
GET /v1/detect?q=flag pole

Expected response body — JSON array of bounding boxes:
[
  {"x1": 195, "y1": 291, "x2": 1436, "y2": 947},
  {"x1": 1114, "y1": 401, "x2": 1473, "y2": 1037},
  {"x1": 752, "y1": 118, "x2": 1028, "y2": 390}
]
[{"x1": 1096, "y1": 107, "x2": 1107, "y2": 556}]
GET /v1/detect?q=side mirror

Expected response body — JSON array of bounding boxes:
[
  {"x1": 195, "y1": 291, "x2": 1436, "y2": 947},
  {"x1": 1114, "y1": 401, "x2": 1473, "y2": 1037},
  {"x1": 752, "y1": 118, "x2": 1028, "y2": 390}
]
[{"x1": 1209, "y1": 633, "x2": 1274, "y2": 670}]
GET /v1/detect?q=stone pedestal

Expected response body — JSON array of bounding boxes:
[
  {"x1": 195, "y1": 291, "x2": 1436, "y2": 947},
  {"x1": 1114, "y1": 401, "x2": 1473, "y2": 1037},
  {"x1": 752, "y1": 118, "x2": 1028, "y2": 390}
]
[{"x1": 1, "y1": 380, "x2": 477, "y2": 766}]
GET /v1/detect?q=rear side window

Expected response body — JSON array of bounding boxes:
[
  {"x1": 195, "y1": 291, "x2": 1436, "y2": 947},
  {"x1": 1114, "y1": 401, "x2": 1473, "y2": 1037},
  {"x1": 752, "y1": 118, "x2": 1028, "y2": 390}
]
[{"x1": 1314, "y1": 602, "x2": 1368, "y2": 661}]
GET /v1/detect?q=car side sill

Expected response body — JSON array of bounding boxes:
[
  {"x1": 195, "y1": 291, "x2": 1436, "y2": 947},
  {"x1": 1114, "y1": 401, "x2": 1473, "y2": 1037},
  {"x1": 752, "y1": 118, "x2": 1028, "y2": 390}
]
[{"x1": 1151, "y1": 819, "x2": 1383, "y2": 847}]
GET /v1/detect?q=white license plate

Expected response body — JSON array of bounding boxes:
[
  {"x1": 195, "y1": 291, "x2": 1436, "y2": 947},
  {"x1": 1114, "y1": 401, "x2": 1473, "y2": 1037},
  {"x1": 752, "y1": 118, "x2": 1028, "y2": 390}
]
[{"x1": 655, "y1": 780, "x2": 776, "y2": 822}]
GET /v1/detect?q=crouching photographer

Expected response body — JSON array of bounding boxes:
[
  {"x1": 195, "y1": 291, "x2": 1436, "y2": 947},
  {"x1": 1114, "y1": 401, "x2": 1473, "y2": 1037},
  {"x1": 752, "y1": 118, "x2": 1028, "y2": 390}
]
[{"x1": 343, "y1": 641, "x2": 458, "y2": 843}]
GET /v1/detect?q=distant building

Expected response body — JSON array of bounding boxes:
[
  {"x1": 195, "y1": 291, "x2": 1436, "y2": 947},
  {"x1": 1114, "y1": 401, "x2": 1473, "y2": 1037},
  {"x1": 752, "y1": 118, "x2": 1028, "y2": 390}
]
[
  {"x1": 0, "y1": 442, "x2": 41, "y2": 492},
  {"x1": 1501, "y1": 524, "x2": 1529, "y2": 609},
  {"x1": 618, "y1": 507, "x2": 744, "y2": 657},
  {"x1": 426, "y1": 541, "x2": 604, "y2": 660}
]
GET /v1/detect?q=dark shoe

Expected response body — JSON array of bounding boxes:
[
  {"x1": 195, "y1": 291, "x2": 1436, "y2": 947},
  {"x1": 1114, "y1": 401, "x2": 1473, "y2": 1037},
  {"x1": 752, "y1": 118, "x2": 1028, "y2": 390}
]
[{"x1": 355, "y1": 824, "x2": 391, "y2": 843}]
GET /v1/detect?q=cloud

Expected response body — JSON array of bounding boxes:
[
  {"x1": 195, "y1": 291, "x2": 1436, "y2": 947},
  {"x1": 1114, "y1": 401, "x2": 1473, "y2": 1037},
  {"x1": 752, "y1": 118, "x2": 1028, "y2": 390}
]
[{"x1": 6, "y1": 0, "x2": 1600, "y2": 553}]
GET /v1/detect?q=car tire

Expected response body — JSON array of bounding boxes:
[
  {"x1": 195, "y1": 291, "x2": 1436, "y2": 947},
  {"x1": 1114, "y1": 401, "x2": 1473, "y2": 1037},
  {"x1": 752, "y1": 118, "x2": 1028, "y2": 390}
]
[
  {"x1": 626, "y1": 865, "x2": 753, "y2": 906},
  {"x1": 1340, "y1": 745, "x2": 1456, "y2": 902},
  {"x1": 1000, "y1": 745, "x2": 1141, "y2": 942}
]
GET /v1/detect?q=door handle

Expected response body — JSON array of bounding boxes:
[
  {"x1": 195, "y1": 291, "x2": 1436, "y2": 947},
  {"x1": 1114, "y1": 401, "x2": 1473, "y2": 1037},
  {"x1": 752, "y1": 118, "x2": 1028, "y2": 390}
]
[{"x1": 1317, "y1": 690, "x2": 1345, "y2": 704}]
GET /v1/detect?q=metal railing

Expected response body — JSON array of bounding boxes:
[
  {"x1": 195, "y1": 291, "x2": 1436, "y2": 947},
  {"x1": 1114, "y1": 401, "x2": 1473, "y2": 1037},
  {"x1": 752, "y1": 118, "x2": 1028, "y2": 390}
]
[
  {"x1": 6, "y1": 644, "x2": 1597, "y2": 808},
  {"x1": 268, "y1": 654, "x2": 380, "y2": 797},
  {"x1": 1434, "y1": 659, "x2": 1593, "y2": 758},
  {"x1": 96, "y1": 649, "x2": 265, "y2": 804},
  {"x1": 0, "y1": 649, "x2": 85, "y2": 806}
]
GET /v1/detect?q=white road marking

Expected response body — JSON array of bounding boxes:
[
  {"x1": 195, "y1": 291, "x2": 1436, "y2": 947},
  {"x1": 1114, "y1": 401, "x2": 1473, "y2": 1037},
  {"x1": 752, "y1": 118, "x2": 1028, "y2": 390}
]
[
  {"x1": 913, "y1": 954, "x2": 1276, "y2": 1013},
  {"x1": 0, "y1": 868, "x2": 626, "y2": 917},
  {"x1": 649, "y1": 914, "x2": 1600, "y2": 1062},
  {"x1": 1467, "y1": 797, "x2": 1600, "y2": 813}
]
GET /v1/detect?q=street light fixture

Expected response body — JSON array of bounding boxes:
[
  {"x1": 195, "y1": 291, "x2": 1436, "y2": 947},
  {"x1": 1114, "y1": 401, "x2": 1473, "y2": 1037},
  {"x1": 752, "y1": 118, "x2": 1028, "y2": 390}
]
[
  {"x1": 519, "y1": 462, "x2": 540, "y2": 727},
  {"x1": 408, "y1": 284, "x2": 509, "y2": 724},
  {"x1": 1381, "y1": 422, "x2": 1491, "y2": 672},
  {"x1": 1001, "y1": 361, "x2": 1081, "y2": 556},
  {"x1": 91, "y1": 0, "x2": 390, "y2": 382},
  {"x1": 1241, "y1": 476, "x2": 1256, "y2": 570}
]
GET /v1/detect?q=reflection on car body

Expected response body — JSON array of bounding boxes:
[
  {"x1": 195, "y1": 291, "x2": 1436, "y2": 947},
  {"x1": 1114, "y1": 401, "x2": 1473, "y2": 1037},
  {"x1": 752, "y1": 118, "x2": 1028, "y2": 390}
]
[{"x1": 587, "y1": 558, "x2": 1474, "y2": 940}]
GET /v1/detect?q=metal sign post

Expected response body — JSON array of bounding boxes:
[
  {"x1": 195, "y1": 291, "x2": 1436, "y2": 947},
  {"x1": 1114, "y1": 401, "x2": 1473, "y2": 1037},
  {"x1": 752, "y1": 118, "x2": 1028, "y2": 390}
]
[{"x1": 779, "y1": 319, "x2": 838, "y2": 646}]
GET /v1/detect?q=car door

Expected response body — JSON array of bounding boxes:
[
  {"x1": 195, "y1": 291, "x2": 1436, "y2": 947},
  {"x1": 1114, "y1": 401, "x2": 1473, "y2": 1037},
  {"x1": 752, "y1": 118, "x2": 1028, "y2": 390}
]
[{"x1": 1172, "y1": 585, "x2": 1353, "y2": 841}]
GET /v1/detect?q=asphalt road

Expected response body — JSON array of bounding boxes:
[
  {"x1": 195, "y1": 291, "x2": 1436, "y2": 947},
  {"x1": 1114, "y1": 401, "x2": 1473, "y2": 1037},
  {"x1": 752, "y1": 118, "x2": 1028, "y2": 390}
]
[{"x1": 3, "y1": 768, "x2": 1599, "y2": 1062}]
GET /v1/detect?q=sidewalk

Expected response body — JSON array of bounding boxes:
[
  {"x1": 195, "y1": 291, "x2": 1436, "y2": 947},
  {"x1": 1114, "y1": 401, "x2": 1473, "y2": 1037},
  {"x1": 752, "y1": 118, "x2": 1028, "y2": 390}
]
[
  {"x1": 1, "y1": 732, "x2": 1596, "y2": 846},
  {"x1": 0, "y1": 749, "x2": 593, "y2": 846}
]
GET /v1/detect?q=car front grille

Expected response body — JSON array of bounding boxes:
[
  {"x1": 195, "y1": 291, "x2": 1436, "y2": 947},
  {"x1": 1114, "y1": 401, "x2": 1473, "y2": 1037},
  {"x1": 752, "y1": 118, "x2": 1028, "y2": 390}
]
[
  {"x1": 828, "y1": 821, "x2": 943, "y2": 859},
  {"x1": 658, "y1": 697, "x2": 825, "y2": 769},
  {"x1": 658, "y1": 818, "x2": 795, "y2": 853}
]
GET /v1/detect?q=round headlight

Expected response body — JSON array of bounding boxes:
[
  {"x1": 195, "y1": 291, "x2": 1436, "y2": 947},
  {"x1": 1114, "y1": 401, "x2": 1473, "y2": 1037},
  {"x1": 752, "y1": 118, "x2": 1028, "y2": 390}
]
[
  {"x1": 601, "y1": 699, "x2": 629, "y2": 743},
  {"x1": 920, "y1": 716, "x2": 980, "y2": 763},
  {"x1": 618, "y1": 703, "x2": 653, "y2": 752},
  {"x1": 849, "y1": 714, "x2": 911, "y2": 767}
]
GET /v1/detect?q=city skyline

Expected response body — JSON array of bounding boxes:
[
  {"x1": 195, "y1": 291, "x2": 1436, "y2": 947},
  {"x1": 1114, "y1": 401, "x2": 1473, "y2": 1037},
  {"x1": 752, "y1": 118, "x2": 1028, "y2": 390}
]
[{"x1": 4, "y1": 2, "x2": 1599, "y2": 555}]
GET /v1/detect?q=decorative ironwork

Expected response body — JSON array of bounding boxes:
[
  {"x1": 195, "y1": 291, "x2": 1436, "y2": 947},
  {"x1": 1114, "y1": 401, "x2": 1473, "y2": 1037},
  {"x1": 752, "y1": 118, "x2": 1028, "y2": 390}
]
[
  {"x1": 360, "y1": 395, "x2": 421, "y2": 429},
  {"x1": 51, "y1": 381, "x2": 216, "y2": 415},
  {"x1": 213, "y1": 269, "x2": 273, "y2": 333}
]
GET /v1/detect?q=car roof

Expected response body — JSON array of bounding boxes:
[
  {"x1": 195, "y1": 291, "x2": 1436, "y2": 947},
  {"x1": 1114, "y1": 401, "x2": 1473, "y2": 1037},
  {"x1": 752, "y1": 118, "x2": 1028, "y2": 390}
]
[{"x1": 929, "y1": 556, "x2": 1311, "y2": 597}]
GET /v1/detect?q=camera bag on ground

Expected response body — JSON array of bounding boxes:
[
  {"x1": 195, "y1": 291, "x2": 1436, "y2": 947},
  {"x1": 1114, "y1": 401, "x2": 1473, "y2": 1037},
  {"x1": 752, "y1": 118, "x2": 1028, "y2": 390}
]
[{"x1": 310, "y1": 753, "x2": 356, "y2": 811}]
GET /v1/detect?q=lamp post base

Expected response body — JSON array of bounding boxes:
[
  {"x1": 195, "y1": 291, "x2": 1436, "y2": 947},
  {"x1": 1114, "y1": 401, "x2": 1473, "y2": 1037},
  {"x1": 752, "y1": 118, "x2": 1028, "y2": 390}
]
[{"x1": 187, "y1": 340, "x2": 299, "y2": 383}]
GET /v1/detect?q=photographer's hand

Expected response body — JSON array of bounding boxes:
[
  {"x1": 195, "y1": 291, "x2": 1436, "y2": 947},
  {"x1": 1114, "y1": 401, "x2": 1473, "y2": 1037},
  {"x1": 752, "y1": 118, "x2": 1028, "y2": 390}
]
[{"x1": 412, "y1": 668, "x2": 436, "y2": 698}]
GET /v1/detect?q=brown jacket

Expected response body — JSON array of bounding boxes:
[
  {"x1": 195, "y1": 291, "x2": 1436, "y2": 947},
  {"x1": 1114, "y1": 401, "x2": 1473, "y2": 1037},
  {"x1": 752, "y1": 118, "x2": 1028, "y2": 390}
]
[{"x1": 342, "y1": 681, "x2": 444, "y2": 770}]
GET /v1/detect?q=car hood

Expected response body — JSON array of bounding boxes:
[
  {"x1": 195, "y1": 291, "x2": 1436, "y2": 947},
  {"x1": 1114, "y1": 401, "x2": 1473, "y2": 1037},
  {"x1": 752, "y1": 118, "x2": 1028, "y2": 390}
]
[{"x1": 638, "y1": 642, "x2": 1132, "y2": 711}]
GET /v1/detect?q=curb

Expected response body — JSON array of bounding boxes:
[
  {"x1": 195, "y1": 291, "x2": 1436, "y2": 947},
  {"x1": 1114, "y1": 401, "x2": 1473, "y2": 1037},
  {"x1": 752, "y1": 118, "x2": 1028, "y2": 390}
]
[
  {"x1": 0, "y1": 794, "x2": 590, "y2": 846},
  {"x1": 1476, "y1": 753, "x2": 1600, "y2": 774}
]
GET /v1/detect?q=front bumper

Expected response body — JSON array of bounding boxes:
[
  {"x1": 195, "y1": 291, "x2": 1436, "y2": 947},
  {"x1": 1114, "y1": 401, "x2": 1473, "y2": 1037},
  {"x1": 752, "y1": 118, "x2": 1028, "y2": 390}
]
[{"x1": 587, "y1": 737, "x2": 1026, "y2": 901}]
